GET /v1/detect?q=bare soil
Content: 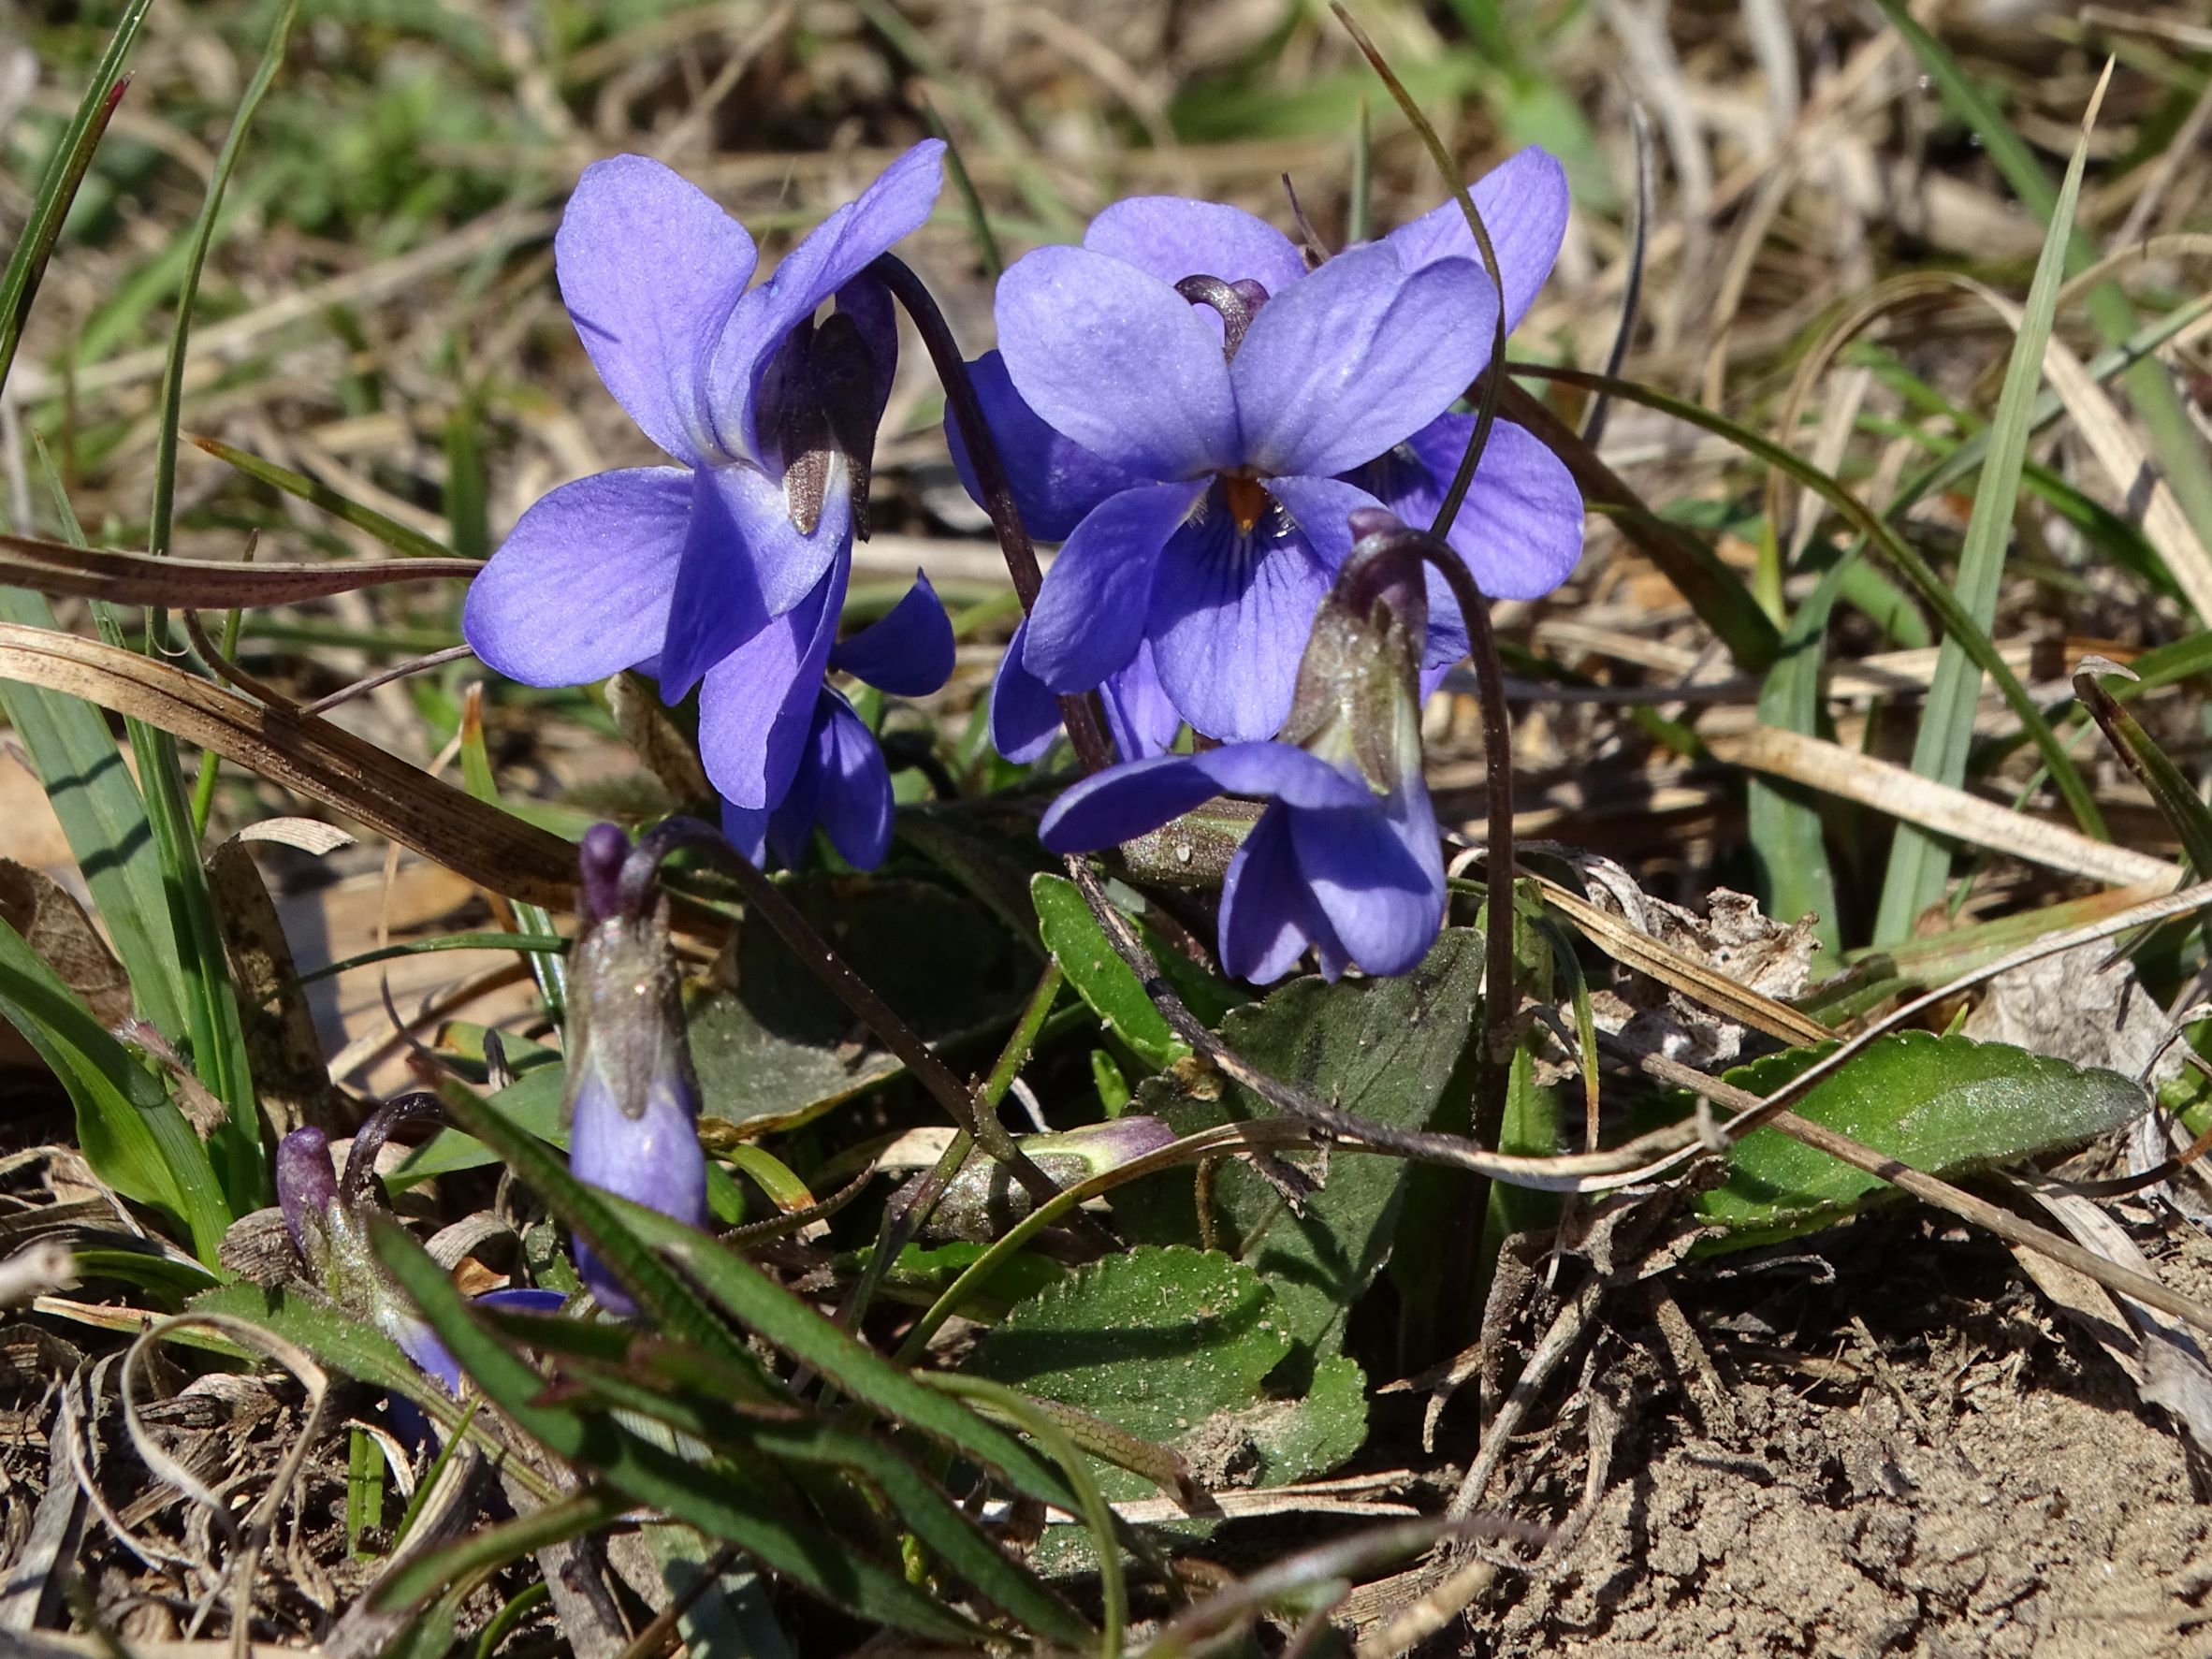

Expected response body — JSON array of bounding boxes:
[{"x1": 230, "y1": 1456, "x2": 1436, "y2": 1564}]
[{"x1": 1478, "y1": 1215, "x2": 2212, "y2": 1658}]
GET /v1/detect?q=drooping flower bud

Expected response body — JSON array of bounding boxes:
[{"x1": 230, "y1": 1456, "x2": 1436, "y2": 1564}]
[
  {"x1": 564, "y1": 827, "x2": 708, "y2": 1314},
  {"x1": 911, "y1": 1116, "x2": 1178, "y2": 1244},
  {"x1": 1279, "y1": 509, "x2": 1430, "y2": 798},
  {"x1": 275, "y1": 1126, "x2": 339, "y2": 1277}
]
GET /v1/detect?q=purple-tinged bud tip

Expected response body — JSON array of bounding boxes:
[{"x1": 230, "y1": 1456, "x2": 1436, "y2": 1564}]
[
  {"x1": 578, "y1": 823, "x2": 630, "y2": 924},
  {"x1": 275, "y1": 1127, "x2": 337, "y2": 1258},
  {"x1": 1346, "y1": 505, "x2": 1404, "y2": 545}
]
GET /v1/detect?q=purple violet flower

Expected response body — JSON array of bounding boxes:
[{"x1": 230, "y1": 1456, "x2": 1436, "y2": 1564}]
[
  {"x1": 953, "y1": 147, "x2": 1581, "y2": 755},
  {"x1": 1040, "y1": 517, "x2": 1446, "y2": 982},
  {"x1": 721, "y1": 569, "x2": 954, "y2": 868},
  {"x1": 567, "y1": 825, "x2": 708, "y2": 1315},
  {"x1": 462, "y1": 143, "x2": 945, "y2": 818}
]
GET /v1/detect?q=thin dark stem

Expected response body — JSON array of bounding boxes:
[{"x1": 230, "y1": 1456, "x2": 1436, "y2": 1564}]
[
  {"x1": 302, "y1": 644, "x2": 475, "y2": 716},
  {"x1": 1332, "y1": 2, "x2": 1506, "y2": 541},
  {"x1": 342, "y1": 1091, "x2": 449, "y2": 1207},
  {"x1": 1417, "y1": 544, "x2": 1518, "y2": 1223},
  {"x1": 1582, "y1": 99, "x2": 1653, "y2": 449},
  {"x1": 637, "y1": 816, "x2": 1073, "y2": 1212},
  {"x1": 866, "y1": 253, "x2": 1113, "y2": 773}
]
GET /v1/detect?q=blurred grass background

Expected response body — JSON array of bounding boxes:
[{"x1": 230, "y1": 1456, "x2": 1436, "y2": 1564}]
[{"x1": 6, "y1": 0, "x2": 2211, "y2": 961}]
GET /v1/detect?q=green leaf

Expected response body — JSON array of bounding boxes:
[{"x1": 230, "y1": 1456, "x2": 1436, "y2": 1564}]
[
  {"x1": 967, "y1": 1244, "x2": 1290, "y2": 1446},
  {"x1": 0, "y1": 915, "x2": 228, "y2": 1259},
  {"x1": 1113, "y1": 929, "x2": 1486, "y2": 1358},
  {"x1": 1694, "y1": 1031, "x2": 2148, "y2": 1240},
  {"x1": 1032, "y1": 874, "x2": 1185, "y2": 1070},
  {"x1": 0, "y1": 590, "x2": 186, "y2": 1041},
  {"x1": 1239, "y1": 1353, "x2": 1368, "y2": 1488},
  {"x1": 1873, "y1": 64, "x2": 2101, "y2": 943},
  {"x1": 687, "y1": 876, "x2": 1033, "y2": 1136}
]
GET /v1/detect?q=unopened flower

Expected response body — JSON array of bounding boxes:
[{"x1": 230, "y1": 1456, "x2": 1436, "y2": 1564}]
[
  {"x1": 273, "y1": 1119, "x2": 563, "y2": 1423},
  {"x1": 565, "y1": 824, "x2": 708, "y2": 1314},
  {"x1": 721, "y1": 571, "x2": 954, "y2": 868},
  {"x1": 463, "y1": 143, "x2": 945, "y2": 818},
  {"x1": 1041, "y1": 517, "x2": 1445, "y2": 982},
  {"x1": 954, "y1": 149, "x2": 1581, "y2": 753}
]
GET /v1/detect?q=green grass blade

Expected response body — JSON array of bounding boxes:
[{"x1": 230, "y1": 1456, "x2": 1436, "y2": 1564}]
[
  {"x1": 1871, "y1": 75, "x2": 2105, "y2": 943},
  {"x1": 0, "y1": 0, "x2": 154, "y2": 398},
  {"x1": 370, "y1": 1221, "x2": 982, "y2": 1644},
  {"x1": 189, "y1": 437, "x2": 454, "y2": 560},
  {"x1": 371, "y1": 1489, "x2": 625, "y2": 1614},
  {"x1": 604, "y1": 1195, "x2": 1085, "y2": 1516},
  {"x1": 1514, "y1": 363, "x2": 2105, "y2": 843},
  {"x1": 1875, "y1": 0, "x2": 2212, "y2": 611},
  {"x1": 147, "y1": 0, "x2": 296, "y2": 569},
  {"x1": 2074, "y1": 669, "x2": 2212, "y2": 874},
  {"x1": 1746, "y1": 555, "x2": 1849, "y2": 955},
  {"x1": 0, "y1": 917, "x2": 228, "y2": 1260}
]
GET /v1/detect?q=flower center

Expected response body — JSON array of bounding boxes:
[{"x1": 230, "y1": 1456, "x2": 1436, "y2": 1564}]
[{"x1": 1222, "y1": 473, "x2": 1270, "y2": 534}]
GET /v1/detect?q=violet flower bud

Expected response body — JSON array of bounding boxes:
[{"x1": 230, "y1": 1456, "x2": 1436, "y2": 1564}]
[
  {"x1": 914, "y1": 1116, "x2": 1177, "y2": 1243},
  {"x1": 564, "y1": 829, "x2": 708, "y2": 1314},
  {"x1": 274, "y1": 1126, "x2": 339, "y2": 1275}
]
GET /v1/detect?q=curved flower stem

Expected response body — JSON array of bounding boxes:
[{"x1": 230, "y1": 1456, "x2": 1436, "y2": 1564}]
[
  {"x1": 1332, "y1": 2, "x2": 1507, "y2": 541},
  {"x1": 1416, "y1": 543, "x2": 1519, "y2": 1218},
  {"x1": 865, "y1": 254, "x2": 1113, "y2": 774},
  {"x1": 634, "y1": 816, "x2": 1077, "y2": 1215}
]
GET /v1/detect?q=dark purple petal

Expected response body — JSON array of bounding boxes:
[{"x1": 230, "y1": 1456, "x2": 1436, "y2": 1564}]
[
  {"x1": 1404, "y1": 415, "x2": 1583, "y2": 601},
  {"x1": 1039, "y1": 752, "x2": 1236, "y2": 851},
  {"x1": 696, "y1": 559, "x2": 845, "y2": 810},
  {"x1": 1026, "y1": 479, "x2": 1202, "y2": 694},
  {"x1": 1381, "y1": 146, "x2": 1569, "y2": 337},
  {"x1": 706, "y1": 141, "x2": 944, "y2": 465},
  {"x1": 1145, "y1": 495, "x2": 1332, "y2": 741},
  {"x1": 556, "y1": 156, "x2": 758, "y2": 467},
  {"x1": 996, "y1": 246, "x2": 1240, "y2": 479},
  {"x1": 1288, "y1": 793, "x2": 1445, "y2": 978},
  {"x1": 837, "y1": 274, "x2": 900, "y2": 419},
  {"x1": 810, "y1": 692, "x2": 895, "y2": 869},
  {"x1": 830, "y1": 571, "x2": 953, "y2": 695},
  {"x1": 720, "y1": 800, "x2": 770, "y2": 865},
  {"x1": 464, "y1": 467, "x2": 691, "y2": 688},
  {"x1": 1082, "y1": 196, "x2": 1308, "y2": 296},
  {"x1": 477, "y1": 1287, "x2": 570, "y2": 1316},
  {"x1": 946, "y1": 351, "x2": 1150, "y2": 542},
  {"x1": 275, "y1": 1127, "x2": 335, "y2": 1258},
  {"x1": 658, "y1": 462, "x2": 850, "y2": 700},
  {"x1": 1099, "y1": 638, "x2": 1180, "y2": 761},
  {"x1": 1232, "y1": 242, "x2": 1499, "y2": 478},
  {"x1": 989, "y1": 618, "x2": 1064, "y2": 764},
  {"x1": 1218, "y1": 805, "x2": 1319, "y2": 983},
  {"x1": 763, "y1": 698, "x2": 828, "y2": 867}
]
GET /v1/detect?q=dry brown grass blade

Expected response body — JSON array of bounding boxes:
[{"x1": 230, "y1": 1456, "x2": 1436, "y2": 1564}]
[
  {"x1": 1531, "y1": 873, "x2": 1831, "y2": 1047},
  {"x1": 0, "y1": 532, "x2": 478, "y2": 604},
  {"x1": 1734, "y1": 724, "x2": 2176, "y2": 888},
  {"x1": 0, "y1": 624, "x2": 576, "y2": 908}
]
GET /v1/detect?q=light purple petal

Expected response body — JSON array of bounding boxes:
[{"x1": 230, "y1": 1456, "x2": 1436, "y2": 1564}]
[
  {"x1": 570, "y1": 1062, "x2": 708, "y2": 1316},
  {"x1": 1406, "y1": 415, "x2": 1583, "y2": 601},
  {"x1": 1218, "y1": 807, "x2": 1317, "y2": 983},
  {"x1": 832, "y1": 572, "x2": 953, "y2": 695},
  {"x1": 707, "y1": 141, "x2": 945, "y2": 465},
  {"x1": 696, "y1": 560, "x2": 845, "y2": 810},
  {"x1": 1026, "y1": 479, "x2": 1202, "y2": 694},
  {"x1": 1289, "y1": 794, "x2": 1445, "y2": 978},
  {"x1": 996, "y1": 246, "x2": 1240, "y2": 479},
  {"x1": 1146, "y1": 495, "x2": 1332, "y2": 742},
  {"x1": 1382, "y1": 147, "x2": 1569, "y2": 336},
  {"x1": 658, "y1": 461, "x2": 850, "y2": 700},
  {"x1": 1082, "y1": 196, "x2": 1308, "y2": 295},
  {"x1": 556, "y1": 156, "x2": 758, "y2": 467},
  {"x1": 1186, "y1": 742, "x2": 1372, "y2": 809},
  {"x1": 1233, "y1": 242, "x2": 1499, "y2": 478},
  {"x1": 947, "y1": 351, "x2": 1150, "y2": 542},
  {"x1": 811, "y1": 692, "x2": 895, "y2": 869},
  {"x1": 990, "y1": 618, "x2": 1064, "y2": 764},
  {"x1": 1099, "y1": 639, "x2": 1180, "y2": 762},
  {"x1": 1039, "y1": 752, "x2": 1233, "y2": 852},
  {"x1": 464, "y1": 467, "x2": 691, "y2": 687}
]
